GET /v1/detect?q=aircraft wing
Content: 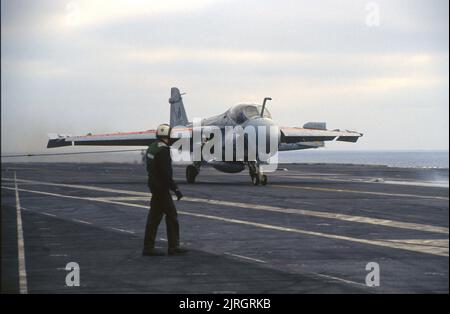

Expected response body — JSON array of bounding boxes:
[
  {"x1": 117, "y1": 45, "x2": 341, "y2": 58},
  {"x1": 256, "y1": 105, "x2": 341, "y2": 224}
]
[
  {"x1": 280, "y1": 126, "x2": 363, "y2": 144},
  {"x1": 47, "y1": 130, "x2": 158, "y2": 148}
]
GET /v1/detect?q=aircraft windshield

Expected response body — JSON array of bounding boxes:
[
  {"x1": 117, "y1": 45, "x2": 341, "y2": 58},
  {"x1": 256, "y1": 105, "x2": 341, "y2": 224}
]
[{"x1": 229, "y1": 105, "x2": 272, "y2": 124}]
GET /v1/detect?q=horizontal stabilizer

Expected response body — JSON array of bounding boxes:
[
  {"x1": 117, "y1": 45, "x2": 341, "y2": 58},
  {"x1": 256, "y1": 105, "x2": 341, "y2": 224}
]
[{"x1": 47, "y1": 138, "x2": 72, "y2": 148}]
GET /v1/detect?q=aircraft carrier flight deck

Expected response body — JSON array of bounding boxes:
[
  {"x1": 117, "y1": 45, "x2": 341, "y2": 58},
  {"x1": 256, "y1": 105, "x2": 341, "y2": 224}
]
[{"x1": 1, "y1": 163, "x2": 448, "y2": 293}]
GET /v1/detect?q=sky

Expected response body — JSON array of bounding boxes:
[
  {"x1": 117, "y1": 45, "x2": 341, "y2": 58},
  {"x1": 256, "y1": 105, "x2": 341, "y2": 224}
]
[{"x1": 1, "y1": 0, "x2": 449, "y2": 154}]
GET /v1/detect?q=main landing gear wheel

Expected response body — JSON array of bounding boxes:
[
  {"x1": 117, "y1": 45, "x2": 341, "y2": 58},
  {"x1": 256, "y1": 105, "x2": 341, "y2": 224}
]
[
  {"x1": 251, "y1": 174, "x2": 267, "y2": 186},
  {"x1": 260, "y1": 174, "x2": 267, "y2": 186},
  {"x1": 186, "y1": 165, "x2": 198, "y2": 184},
  {"x1": 248, "y1": 161, "x2": 268, "y2": 186}
]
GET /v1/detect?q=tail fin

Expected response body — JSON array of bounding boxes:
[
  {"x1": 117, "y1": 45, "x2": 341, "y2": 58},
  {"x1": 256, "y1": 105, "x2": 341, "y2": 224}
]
[{"x1": 169, "y1": 87, "x2": 189, "y2": 127}]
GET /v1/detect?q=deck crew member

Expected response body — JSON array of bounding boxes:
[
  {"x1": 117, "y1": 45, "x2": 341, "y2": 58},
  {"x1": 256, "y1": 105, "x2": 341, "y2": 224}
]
[{"x1": 143, "y1": 124, "x2": 187, "y2": 256}]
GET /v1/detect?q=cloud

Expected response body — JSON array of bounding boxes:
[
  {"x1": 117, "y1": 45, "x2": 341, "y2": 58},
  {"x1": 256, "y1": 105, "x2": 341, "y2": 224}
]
[
  {"x1": 2, "y1": 59, "x2": 70, "y2": 79},
  {"x1": 61, "y1": 0, "x2": 221, "y2": 27}
]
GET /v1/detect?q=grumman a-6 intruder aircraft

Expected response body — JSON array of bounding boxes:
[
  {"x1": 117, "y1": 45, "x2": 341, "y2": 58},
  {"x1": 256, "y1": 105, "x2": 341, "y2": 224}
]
[{"x1": 48, "y1": 87, "x2": 363, "y2": 185}]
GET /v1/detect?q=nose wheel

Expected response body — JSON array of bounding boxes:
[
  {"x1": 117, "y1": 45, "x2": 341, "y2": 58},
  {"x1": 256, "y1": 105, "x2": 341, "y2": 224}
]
[
  {"x1": 186, "y1": 164, "x2": 200, "y2": 183},
  {"x1": 248, "y1": 162, "x2": 267, "y2": 186},
  {"x1": 260, "y1": 174, "x2": 267, "y2": 185}
]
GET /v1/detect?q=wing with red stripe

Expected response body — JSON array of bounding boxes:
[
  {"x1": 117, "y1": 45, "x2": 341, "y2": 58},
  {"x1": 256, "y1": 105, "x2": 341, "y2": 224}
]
[
  {"x1": 280, "y1": 127, "x2": 363, "y2": 143},
  {"x1": 47, "y1": 130, "x2": 158, "y2": 148}
]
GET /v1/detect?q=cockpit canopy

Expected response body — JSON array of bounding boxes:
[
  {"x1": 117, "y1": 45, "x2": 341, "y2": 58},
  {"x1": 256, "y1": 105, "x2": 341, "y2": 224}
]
[{"x1": 228, "y1": 104, "x2": 272, "y2": 124}]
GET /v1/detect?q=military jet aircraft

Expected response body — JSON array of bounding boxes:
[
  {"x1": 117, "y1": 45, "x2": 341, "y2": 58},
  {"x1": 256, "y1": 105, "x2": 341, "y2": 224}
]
[{"x1": 48, "y1": 87, "x2": 363, "y2": 185}]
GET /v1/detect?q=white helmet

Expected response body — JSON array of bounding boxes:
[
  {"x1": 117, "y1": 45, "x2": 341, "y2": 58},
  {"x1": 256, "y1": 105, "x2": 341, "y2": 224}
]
[{"x1": 156, "y1": 123, "x2": 171, "y2": 138}]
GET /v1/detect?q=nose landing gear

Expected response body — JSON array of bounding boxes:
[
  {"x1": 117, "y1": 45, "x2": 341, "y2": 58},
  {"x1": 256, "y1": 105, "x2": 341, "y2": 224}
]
[
  {"x1": 248, "y1": 161, "x2": 267, "y2": 186},
  {"x1": 186, "y1": 162, "x2": 201, "y2": 183}
]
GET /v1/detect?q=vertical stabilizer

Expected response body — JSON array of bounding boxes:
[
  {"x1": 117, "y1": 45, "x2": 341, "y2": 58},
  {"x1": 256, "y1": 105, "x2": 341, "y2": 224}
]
[{"x1": 169, "y1": 87, "x2": 189, "y2": 127}]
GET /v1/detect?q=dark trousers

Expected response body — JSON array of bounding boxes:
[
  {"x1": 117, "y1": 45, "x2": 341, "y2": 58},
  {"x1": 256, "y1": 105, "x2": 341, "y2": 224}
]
[{"x1": 143, "y1": 190, "x2": 180, "y2": 250}]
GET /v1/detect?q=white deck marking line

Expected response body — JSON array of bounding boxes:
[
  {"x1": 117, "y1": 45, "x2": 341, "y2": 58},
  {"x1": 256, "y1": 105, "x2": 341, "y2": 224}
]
[
  {"x1": 381, "y1": 180, "x2": 449, "y2": 188},
  {"x1": 313, "y1": 273, "x2": 366, "y2": 287},
  {"x1": 50, "y1": 254, "x2": 68, "y2": 257},
  {"x1": 268, "y1": 173, "x2": 450, "y2": 188},
  {"x1": 91, "y1": 196, "x2": 150, "y2": 201},
  {"x1": 177, "y1": 210, "x2": 449, "y2": 257},
  {"x1": 382, "y1": 239, "x2": 449, "y2": 248},
  {"x1": 5, "y1": 167, "x2": 42, "y2": 171},
  {"x1": 2, "y1": 177, "x2": 148, "y2": 196},
  {"x1": 224, "y1": 252, "x2": 267, "y2": 264},
  {"x1": 183, "y1": 197, "x2": 449, "y2": 235},
  {"x1": 272, "y1": 184, "x2": 449, "y2": 201},
  {"x1": 2, "y1": 186, "x2": 448, "y2": 257},
  {"x1": 42, "y1": 212, "x2": 57, "y2": 217},
  {"x1": 2, "y1": 178, "x2": 447, "y2": 234},
  {"x1": 269, "y1": 174, "x2": 355, "y2": 183},
  {"x1": 22, "y1": 206, "x2": 95, "y2": 228},
  {"x1": 13, "y1": 173, "x2": 28, "y2": 294},
  {"x1": 4, "y1": 176, "x2": 448, "y2": 200},
  {"x1": 110, "y1": 227, "x2": 135, "y2": 234},
  {"x1": 213, "y1": 291, "x2": 237, "y2": 294},
  {"x1": 72, "y1": 219, "x2": 92, "y2": 225}
]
